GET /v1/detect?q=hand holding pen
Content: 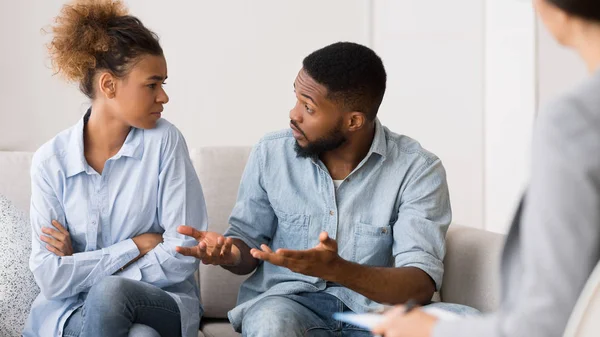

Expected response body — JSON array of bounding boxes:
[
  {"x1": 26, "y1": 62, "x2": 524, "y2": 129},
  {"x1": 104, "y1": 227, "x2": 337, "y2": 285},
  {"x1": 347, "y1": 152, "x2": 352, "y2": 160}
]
[{"x1": 371, "y1": 299, "x2": 437, "y2": 337}]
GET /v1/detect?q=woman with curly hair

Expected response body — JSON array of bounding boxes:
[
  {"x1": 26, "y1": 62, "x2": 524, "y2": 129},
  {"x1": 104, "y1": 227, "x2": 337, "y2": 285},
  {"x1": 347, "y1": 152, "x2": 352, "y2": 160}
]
[{"x1": 23, "y1": 1, "x2": 207, "y2": 336}]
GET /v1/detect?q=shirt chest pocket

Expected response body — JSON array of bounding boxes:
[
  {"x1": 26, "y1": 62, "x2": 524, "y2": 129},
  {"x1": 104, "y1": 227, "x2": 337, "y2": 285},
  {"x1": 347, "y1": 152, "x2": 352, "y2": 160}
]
[
  {"x1": 272, "y1": 210, "x2": 310, "y2": 250},
  {"x1": 353, "y1": 222, "x2": 393, "y2": 266}
]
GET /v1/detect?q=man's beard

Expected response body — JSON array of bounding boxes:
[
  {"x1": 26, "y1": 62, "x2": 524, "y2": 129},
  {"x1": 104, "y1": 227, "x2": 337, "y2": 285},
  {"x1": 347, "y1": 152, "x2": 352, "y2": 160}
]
[{"x1": 294, "y1": 123, "x2": 347, "y2": 159}]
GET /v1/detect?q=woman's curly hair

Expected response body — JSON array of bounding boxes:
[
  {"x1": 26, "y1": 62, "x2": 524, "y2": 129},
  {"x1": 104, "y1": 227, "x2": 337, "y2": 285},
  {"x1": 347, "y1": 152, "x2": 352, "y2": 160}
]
[{"x1": 47, "y1": 0, "x2": 163, "y2": 98}]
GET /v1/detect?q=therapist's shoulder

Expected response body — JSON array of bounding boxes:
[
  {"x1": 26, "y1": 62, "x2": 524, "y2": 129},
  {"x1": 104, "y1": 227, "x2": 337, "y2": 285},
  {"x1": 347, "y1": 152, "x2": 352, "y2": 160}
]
[
  {"x1": 541, "y1": 73, "x2": 600, "y2": 128},
  {"x1": 536, "y1": 74, "x2": 600, "y2": 166}
]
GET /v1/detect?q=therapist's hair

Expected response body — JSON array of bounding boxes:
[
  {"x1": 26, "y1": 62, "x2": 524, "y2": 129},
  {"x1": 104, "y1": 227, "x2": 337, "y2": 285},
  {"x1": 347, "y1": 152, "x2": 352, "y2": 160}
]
[
  {"x1": 47, "y1": 0, "x2": 163, "y2": 99},
  {"x1": 302, "y1": 42, "x2": 387, "y2": 121},
  {"x1": 547, "y1": 0, "x2": 600, "y2": 21}
]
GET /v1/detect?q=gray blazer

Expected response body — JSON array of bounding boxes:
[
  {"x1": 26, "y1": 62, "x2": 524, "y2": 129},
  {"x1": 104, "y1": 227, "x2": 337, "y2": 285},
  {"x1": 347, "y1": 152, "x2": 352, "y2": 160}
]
[{"x1": 435, "y1": 70, "x2": 600, "y2": 337}]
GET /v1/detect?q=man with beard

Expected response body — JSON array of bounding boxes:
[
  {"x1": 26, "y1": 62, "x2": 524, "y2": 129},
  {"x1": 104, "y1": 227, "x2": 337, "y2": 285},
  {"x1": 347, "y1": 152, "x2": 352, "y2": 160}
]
[{"x1": 177, "y1": 42, "x2": 462, "y2": 336}]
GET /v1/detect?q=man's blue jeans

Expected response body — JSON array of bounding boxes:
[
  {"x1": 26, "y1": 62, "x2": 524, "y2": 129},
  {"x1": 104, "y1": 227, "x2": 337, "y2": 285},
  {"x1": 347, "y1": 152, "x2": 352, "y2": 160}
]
[
  {"x1": 241, "y1": 292, "x2": 479, "y2": 337},
  {"x1": 63, "y1": 276, "x2": 181, "y2": 337}
]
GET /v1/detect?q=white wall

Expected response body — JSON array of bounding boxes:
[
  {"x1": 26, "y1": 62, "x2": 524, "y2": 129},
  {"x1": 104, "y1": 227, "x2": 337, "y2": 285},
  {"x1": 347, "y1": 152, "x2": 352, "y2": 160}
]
[
  {"x1": 372, "y1": 0, "x2": 485, "y2": 228},
  {"x1": 536, "y1": 19, "x2": 587, "y2": 109},
  {"x1": 0, "y1": 0, "x2": 370, "y2": 151},
  {"x1": 127, "y1": 0, "x2": 371, "y2": 148},
  {"x1": 484, "y1": 0, "x2": 536, "y2": 233},
  {"x1": 0, "y1": 1, "x2": 84, "y2": 151},
  {"x1": 372, "y1": 0, "x2": 539, "y2": 232},
  {"x1": 0, "y1": 0, "x2": 558, "y2": 233},
  {"x1": 482, "y1": 4, "x2": 591, "y2": 233}
]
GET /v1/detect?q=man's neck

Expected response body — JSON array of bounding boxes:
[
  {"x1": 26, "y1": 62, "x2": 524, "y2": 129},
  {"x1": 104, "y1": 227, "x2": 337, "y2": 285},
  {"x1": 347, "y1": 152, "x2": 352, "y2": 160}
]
[{"x1": 319, "y1": 124, "x2": 376, "y2": 180}]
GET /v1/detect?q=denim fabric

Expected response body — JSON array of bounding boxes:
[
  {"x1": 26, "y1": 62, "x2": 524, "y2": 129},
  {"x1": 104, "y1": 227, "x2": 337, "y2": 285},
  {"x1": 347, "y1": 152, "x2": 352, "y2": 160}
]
[
  {"x1": 225, "y1": 119, "x2": 452, "y2": 330},
  {"x1": 24, "y1": 114, "x2": 206, "y2": 337},
  {"x1": 240, "y1": 292, "x2": 478, "y2": 337},
  {"x1": 63, "y1": 276, "x2": 181, "y2": 337}
]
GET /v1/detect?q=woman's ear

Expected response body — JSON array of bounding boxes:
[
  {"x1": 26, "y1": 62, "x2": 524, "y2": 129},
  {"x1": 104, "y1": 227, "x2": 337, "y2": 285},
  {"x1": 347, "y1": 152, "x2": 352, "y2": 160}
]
[{"x1": 98, "y1": 72, "x2": 117, "y2": 99}]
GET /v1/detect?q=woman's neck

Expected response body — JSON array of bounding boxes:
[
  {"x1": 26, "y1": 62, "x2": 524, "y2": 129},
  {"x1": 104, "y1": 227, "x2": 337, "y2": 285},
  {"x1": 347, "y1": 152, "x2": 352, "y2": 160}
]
[{"x1": 85, "y1": 103, "x2": 130, "y2": 158}]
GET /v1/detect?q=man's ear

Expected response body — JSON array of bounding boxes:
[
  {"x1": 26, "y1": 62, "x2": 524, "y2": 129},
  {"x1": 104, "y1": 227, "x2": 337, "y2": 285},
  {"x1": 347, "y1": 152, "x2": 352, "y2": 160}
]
[{"x1": 347, "y1": 112, "x2": 367, "y2": 132}]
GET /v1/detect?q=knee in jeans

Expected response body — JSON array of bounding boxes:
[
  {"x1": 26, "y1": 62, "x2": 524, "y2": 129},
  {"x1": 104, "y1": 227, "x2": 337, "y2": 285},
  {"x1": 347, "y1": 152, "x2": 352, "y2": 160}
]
[
  {"x1": 243, "y1": 312, "x2": 288, "y2": 333},
  {"x1": 87, "y1": 276, "x2": 132, "y2": 308},
  {"x1": 242, "y1": 298, "x2": 303, "y2": 334},
  {"x1": 128, "y1": 324, "x2": 161, "y2": 337}
]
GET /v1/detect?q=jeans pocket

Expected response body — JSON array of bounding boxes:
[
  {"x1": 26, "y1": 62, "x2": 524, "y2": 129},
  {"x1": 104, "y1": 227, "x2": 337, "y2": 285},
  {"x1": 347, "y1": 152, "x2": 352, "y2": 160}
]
[{"x1": 352, "y1": 222, "x2": 393, "y2": 266}]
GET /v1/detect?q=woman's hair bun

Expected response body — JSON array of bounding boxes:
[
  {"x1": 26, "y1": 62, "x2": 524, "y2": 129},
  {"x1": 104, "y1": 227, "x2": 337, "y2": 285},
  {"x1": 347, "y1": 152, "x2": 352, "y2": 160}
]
[{"x1": 48, "y1": 0, "x2": 129, "y2": 82}]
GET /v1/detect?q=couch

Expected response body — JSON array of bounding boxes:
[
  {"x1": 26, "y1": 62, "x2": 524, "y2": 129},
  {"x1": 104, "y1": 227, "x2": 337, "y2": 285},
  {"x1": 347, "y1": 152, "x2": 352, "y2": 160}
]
[{"x1": 0, "y1": 148, "x2": 506, "y2": 337}]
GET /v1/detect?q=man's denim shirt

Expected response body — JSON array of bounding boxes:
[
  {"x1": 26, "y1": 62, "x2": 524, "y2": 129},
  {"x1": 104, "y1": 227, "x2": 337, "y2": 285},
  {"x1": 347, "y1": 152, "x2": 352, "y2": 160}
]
[{"x1": 224, "y1": 119, "x2": 451, "y2": 330}]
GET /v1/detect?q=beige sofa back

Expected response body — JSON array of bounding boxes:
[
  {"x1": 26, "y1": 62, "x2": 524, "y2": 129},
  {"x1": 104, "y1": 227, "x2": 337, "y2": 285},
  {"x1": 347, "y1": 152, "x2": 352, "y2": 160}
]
[
  {"x1": 0, "y1": 148, "x2": 254, "y2": 320},
  {"x1": 0, "y1": 149, "x2": 505, "y2": 323},
  {"x1": 190, "y1": 147, "x2": 253, "y2": 319},
  {"x1": 0, "y1": 151, "x2": 32, "y2": 215}
]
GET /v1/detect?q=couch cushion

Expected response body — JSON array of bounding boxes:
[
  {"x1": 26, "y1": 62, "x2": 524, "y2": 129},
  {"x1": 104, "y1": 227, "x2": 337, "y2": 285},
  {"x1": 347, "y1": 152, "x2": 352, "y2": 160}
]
[
  {"x1": 191, "y1": 147, "x2": 253, "y2": 319},
  {"x1": 441, "y1": 225, "x2": 505, "y2": 312},
  {"x1": 0, "y1": 151, "x2": 33, "y2": 215},
  {"x1": 563, "y1": 260, "x2": 600, "y2": 337},
  {"x1": 201, "y1": 319, "x2": 241, "y2": 337},
  {"x1": 0, "y1": 194, "x2": 39, "y2": 337}
]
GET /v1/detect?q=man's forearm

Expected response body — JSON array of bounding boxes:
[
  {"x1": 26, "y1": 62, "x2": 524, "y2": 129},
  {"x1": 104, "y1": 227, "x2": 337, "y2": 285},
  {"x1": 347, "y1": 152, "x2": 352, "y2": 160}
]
[
  {"x1": 221, "y1": 238, "x2": 258, "y2": 275},
  {"x1": 328, "y1": 260, "x2": 435, "y2": 304}
]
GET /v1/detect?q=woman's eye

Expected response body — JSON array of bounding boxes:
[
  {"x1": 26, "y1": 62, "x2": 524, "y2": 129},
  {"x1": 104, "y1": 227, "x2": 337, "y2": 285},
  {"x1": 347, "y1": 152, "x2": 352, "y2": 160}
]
[{"x1": 148, "y1": 82, "x2": 167, "y2": 89}]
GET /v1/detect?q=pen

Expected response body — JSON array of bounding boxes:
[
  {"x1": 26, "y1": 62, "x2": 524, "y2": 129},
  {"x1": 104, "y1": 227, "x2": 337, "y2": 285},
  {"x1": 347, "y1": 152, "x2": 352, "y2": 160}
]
[
  {"x1": 371, "y1": 299, "x2": 418, "y2": 314},
  {"x1": 403, "y1": 299, "x2": 418, "y2": 314}
]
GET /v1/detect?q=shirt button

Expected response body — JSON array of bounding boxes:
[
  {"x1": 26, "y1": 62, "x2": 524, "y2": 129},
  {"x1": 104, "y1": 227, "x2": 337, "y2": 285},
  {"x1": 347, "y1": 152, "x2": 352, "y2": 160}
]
[
  {"x1": 92, "y1": 221, "x2": 97, "y2": 225},
  {"x1": 381, "y1": 228, "x2": 388, "y2": 234},
  {"x1": 329, "y1": 210, "x2": 335, "y2": 216}
]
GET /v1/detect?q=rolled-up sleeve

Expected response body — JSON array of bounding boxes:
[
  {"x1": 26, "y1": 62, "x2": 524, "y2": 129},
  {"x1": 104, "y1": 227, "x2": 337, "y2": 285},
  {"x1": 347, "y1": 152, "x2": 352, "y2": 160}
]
[{"x1": 392, "y1": 158, "x2": 451, "y2": 290}]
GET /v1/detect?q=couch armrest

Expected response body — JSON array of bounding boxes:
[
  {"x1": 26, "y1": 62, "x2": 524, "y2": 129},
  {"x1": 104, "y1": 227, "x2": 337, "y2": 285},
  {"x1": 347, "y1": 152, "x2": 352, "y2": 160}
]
[{"x1": 440, "y1": 225, "x2": 506, "y2": 312}]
